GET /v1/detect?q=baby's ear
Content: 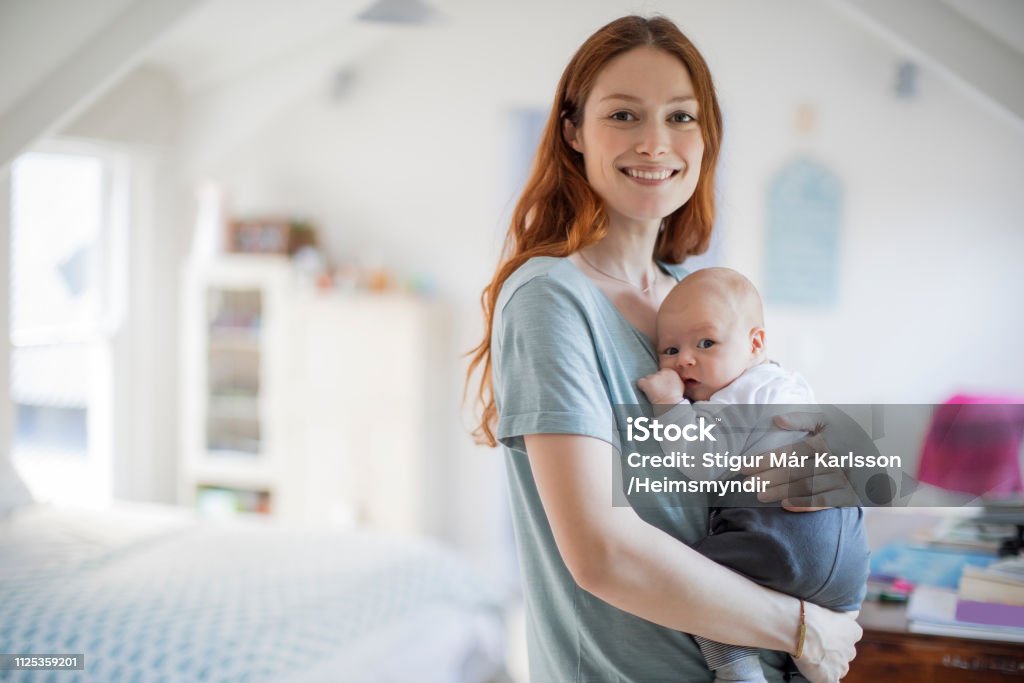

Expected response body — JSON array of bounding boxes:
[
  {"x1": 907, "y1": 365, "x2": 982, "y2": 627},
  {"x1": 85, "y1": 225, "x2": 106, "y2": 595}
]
[{"x1": 750, "y1": 328, "x2": 766, "y2": 355}]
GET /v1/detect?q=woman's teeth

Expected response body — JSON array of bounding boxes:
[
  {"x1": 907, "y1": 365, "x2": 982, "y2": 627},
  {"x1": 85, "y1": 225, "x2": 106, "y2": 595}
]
[{"x1": 625, "y1": 168, "x2": 674, "y2": 180}]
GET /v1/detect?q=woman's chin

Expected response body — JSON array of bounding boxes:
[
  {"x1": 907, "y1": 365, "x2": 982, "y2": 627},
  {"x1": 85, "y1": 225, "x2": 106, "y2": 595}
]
[
  {"x1": 630, "y1": 205, "x2": 685, "y2": 223},
  {"x1": 609, "y1": 199, "x2": 688, "y2": 225}
]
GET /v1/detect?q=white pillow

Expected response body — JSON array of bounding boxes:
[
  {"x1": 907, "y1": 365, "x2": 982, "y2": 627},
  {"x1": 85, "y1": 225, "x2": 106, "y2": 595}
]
[{"x1": 0, "y1": 454, "x2": 34, "y2": 515}]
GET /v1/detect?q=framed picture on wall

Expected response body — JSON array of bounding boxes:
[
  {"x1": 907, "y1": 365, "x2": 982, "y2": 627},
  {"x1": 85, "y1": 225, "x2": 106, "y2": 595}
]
[{"x1": 228, "y1": 219, "x2": 292, "y2": 254}]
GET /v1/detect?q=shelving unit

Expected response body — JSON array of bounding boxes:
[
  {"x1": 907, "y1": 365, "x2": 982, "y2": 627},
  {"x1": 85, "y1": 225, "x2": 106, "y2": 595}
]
[
  {"x1": 179, "y1": 254, "x2": 440, "y2": 534},
  {"x1": 180, "y1": 255, "x2": 291, "y2": 518}
]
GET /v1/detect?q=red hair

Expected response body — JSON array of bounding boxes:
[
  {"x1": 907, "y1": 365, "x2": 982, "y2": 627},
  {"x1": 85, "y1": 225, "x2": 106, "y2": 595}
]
[{"x1": 466, "y1": 15, "x2": 724, "y2": 446}]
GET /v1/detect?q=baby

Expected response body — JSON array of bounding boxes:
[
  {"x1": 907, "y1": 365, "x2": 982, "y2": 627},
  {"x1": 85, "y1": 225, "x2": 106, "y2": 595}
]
[{"x1": 637, "y1": 267, "x2": 869, "y2": 683}]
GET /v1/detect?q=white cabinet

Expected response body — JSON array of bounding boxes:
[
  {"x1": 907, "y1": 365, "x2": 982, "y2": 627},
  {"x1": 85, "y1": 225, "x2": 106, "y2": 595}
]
[{"x1": 179, "y1": 255, "x2": 439, "y2": 534}]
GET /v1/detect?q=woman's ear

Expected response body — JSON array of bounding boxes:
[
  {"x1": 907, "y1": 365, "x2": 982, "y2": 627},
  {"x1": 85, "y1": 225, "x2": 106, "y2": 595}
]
[
  {"x1": 563, "y1": 117, "x2": 583, "y2": 153},
  {"x1": 750, "y1": 328, "x2": 766, "y2": 356}
]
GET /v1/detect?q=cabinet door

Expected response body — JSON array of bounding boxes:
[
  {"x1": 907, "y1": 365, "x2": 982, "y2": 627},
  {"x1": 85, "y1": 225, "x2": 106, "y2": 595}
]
[
  {"x1": 292, "y1": 294, "x2": 429, "y2": 533},
  {"x1": 205, "y1": 287, "x2": 263, "y2": 457}
]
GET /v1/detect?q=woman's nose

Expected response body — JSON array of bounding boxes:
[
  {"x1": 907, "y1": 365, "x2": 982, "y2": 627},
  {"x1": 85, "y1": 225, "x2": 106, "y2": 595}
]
[{"x1": 635, "y1": 121, "x2": 670, "y2": 157}]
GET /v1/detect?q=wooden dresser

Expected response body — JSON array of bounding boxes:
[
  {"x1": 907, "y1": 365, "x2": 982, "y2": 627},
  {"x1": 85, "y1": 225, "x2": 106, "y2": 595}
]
[{"x1": 845, "y1": 601, "x2": 1024, "y2": 682}]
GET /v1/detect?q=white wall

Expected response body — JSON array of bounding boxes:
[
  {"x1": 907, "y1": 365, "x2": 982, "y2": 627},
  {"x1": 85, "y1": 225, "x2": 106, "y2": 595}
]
[
  {"x1": 172, "y1": 0, "x2": 1023, "y2": 566},
  {"x1": 692, "y1": 2, "x2": 1024, "y2": 404}
]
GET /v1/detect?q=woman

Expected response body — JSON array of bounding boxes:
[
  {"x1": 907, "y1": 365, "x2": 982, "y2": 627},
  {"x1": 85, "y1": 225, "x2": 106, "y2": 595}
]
[{"x1": 467, "y1": 15, "x2": 861, "y2": 683}]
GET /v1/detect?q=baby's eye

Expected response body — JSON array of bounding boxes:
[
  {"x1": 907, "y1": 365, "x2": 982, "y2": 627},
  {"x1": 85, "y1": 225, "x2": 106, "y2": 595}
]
[
  {"x1": 610, "y1": 111, "x2": 637, "y2": 122},
  {"x1": 670, "y1": 111, "x2": 696, "y2": 124},
  {"x1": 661, "y1": 346, "x2": 679, "y2": 356},
  {"x1": 697, "y1": 339, "x2": 715, "y2": 349}
]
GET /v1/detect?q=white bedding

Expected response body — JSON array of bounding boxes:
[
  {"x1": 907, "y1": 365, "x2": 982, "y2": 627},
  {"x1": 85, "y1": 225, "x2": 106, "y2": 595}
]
[{"x1": 0, "y1": 503, "x2": 505, "y2": 682}]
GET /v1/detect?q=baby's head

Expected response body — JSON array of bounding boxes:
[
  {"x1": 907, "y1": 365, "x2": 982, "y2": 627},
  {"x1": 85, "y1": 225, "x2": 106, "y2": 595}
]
[{"x1": 656, "y1": 267, "x2": 767, "y2": 401}]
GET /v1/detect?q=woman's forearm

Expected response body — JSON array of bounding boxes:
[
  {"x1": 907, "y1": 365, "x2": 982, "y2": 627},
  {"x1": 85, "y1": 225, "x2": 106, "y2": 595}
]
[
  {"x1": 526, "y1": 432, "x2": 802, "y2": 653},
  {"x1": 579, "y1": 505, "x2": 802, "y2": 653}
]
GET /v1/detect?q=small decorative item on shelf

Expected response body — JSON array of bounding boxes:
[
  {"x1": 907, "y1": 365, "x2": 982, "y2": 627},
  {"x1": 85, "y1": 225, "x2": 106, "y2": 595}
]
[
  {"x1": 228, "y1": 218, "x2": 290, "y2": 254},
  {"x1": 288, "y1": 221, "x2": 318, "y2": 253},
  {"x1": 292, "y1": 245, "x2": 329, "y2": 280},
  {"x1": 403, "y1": 272, "x2": 436, "y2": 296},
  {"x1": 364, "y1": 266, "x2": 394, "y2": 292},
  {"x1": 228, "y1": 218, "x2": 319, "y2": 255},
  {"x1": 191, "y1": 181, "x2": 230, "y2": 261},
  {"x1": 332, "y1": 262, "x2": 360, "y2": 292}
]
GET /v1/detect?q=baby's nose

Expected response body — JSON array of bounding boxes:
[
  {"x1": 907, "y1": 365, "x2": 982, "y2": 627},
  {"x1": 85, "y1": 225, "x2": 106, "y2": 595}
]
[{"x1": 674, "y1": 351, "x2": 696, "y2": 367}]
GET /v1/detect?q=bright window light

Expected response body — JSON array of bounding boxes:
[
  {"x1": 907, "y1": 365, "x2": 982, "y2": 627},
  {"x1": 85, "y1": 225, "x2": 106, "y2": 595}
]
[{"x1": 9, "y1": 148, "x2": 121, "y2": 506}]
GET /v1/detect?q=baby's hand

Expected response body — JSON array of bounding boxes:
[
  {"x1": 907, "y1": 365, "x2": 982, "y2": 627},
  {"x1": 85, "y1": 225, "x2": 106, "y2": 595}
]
[{"x1": 637, "y1": 369, "x2": 685, "y2": 405}]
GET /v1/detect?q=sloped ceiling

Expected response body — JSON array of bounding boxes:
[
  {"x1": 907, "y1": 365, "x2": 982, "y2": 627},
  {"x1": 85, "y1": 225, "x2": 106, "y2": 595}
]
[
  {"x1": 0, "y1": 0, "x2": 395, "y2": 169},
  {"x1": 0, "y1": 0, "x2": 204, "y2": 169},
  {"x1": 2, "y1": 0, "x2": 1020, "y2": 170},
  {"x1": 941, "y1": 0, "x2": 1024, "y2": 55},
  {"x1": 146, "y1": 0, "x2": 1023, "y2": 125},
  {"x1": 143, "y1": 0, "x2": 402, "y2": 174},
  {"x1": 832, "y1": 0, "x2": 1024, "y2": 125},
  {"x1": 0, "y1": 0, "x2": 138, "y2": 116},
  {"x1": 144, "y1": 0, "x2": 375, "y2": 95}
]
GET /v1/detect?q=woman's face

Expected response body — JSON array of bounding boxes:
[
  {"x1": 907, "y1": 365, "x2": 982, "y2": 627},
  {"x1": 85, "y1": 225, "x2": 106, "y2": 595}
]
[{"x1": 565, "y1": 46, "x2": 705, "y2": 229}]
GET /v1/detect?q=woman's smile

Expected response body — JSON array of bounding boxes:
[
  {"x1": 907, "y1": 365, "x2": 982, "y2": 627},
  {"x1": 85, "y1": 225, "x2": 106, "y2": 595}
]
[{"x1": 620, "y1": 166, "x2": 681, "y2": 185}]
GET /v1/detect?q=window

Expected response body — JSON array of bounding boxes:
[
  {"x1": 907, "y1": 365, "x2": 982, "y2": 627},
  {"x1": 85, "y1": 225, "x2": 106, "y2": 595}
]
[{"x1": 9, "y1": 144, "x2": 127, "y2": 505}]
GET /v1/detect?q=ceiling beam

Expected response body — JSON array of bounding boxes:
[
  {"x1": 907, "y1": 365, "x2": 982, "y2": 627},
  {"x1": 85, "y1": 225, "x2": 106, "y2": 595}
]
[
  {"x1": 831, "y1": 0, "x2": 1024, "y2": 127},
  {"x1": 0, "y1": 0, "x2": 206, "y2": 170}
]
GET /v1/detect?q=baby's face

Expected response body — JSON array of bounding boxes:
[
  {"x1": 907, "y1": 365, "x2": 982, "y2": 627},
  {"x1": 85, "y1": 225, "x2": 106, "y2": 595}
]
[{"x1": 656, "y1": 297, "x2": 758, "y2": 401}]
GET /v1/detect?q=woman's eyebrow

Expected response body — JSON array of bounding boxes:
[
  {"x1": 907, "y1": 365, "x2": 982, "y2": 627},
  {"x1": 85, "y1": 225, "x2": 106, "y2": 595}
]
[{"x1": 599, "y1": 94, "x2": 697, "y2": 104}]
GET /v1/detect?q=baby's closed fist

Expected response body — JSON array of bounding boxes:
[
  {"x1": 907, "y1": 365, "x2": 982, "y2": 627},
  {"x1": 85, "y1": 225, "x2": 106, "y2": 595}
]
[{"x1": 637, "y1": 369, "x2": 685, "y2": 405}]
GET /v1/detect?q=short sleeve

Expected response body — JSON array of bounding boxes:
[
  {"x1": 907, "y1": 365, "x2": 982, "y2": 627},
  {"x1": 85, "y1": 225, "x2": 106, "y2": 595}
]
[{"x1": 493, "y1": 276, "x2": 614, "y2": 453}]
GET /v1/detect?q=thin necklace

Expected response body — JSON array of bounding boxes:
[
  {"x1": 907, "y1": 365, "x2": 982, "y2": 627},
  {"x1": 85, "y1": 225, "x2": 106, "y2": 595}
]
[{"x1": 578, "y1": 251, "x2": 657, "y2": 294}]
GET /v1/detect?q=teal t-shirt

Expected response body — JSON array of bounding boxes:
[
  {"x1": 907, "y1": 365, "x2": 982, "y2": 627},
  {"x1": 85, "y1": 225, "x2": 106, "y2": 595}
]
[{"x1": 492, "y1": 256, "x2": 792, "y2": 683}]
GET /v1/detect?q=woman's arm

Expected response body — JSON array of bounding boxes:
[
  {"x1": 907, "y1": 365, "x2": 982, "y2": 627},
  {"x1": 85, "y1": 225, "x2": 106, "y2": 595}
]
[{"x1": 526, "y1": 432, "x2": 861, "y2": 682}]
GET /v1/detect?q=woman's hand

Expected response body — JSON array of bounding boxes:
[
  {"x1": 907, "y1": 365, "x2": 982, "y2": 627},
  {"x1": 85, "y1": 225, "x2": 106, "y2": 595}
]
[
  {"x1": 743, "y1": 412, "x2": 861, "y2": 511},
  {"x1": 793, "y1": 604, "x2": 862, "y2": 683}
]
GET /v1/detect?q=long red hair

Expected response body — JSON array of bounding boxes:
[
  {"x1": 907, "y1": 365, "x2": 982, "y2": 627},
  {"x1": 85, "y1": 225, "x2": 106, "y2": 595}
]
[{"x1": 466, "y1": 15, "x2": 724, "y2": 446}]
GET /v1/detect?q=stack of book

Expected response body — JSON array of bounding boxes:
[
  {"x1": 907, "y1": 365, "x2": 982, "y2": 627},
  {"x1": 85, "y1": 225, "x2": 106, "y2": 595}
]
[
  {"x1": 956, "y1": 558, "x2": 1024, "y2": 626},
  {"x1": 907, "y1": 556, "x2": 1024, "y2": 642}
]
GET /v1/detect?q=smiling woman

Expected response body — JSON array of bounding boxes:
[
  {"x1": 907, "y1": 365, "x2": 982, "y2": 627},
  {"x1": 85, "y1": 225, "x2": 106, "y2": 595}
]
[
  {"x1": 467, "y1": 14, "x2": 864, "y2": 683},
  {"x1": 562, "y1": 46, "x2": 705, "y2": 232}
]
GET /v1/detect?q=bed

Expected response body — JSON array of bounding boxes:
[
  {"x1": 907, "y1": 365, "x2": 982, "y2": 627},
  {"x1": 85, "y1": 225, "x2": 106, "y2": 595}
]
[{"x1": 0, "y1": 499, "x2": 507, "y2": 683}]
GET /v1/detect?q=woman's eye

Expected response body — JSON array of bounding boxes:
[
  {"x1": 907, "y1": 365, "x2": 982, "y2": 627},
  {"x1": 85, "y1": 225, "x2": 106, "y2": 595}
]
[
  {"x1": 662, "y1": 346, "x2": 679, "y2": 356},
  {"x1": 610, "y1": 111, "x2": 636, "y2": 122},
  {"x1": 697, "y1": 339, "x2": 715, "y2": 349},
  {"x1": 670, "y1": 111, "x2": 696, "y2": 124}
]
